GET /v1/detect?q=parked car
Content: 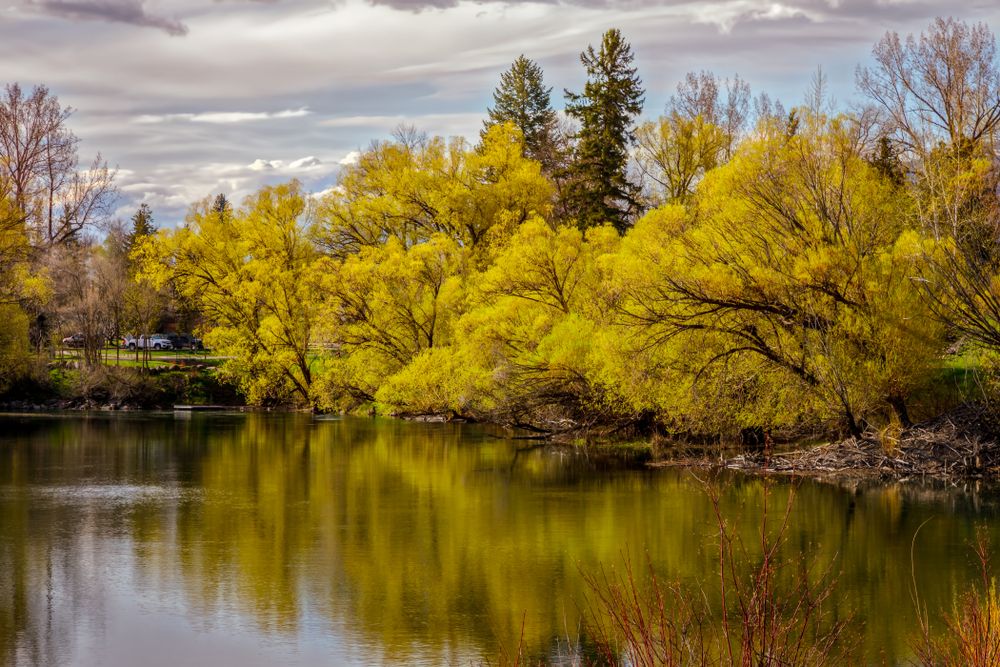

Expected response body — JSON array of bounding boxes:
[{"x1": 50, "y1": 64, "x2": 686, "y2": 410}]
[
  {"x1": 61, "y1": 333, "x2": 85, "y2": 348},
  {"x1": 166, "y1": 333, "x2": 203, "y2": 350},
  {"x1": 122, "y1": 334, "x2": 174, "y2": 351}
]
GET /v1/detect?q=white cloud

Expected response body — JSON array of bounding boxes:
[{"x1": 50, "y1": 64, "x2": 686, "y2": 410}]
[
  {"x1": 135, "y1": 108, "x2": 311, "y2": 124},
  {"x1": 248, "y1": 158, "x2": 277, "y2": 171},
  {"x1": 310, "y1": 184, "x2": 343, "y2": 200},
  {"x1": 288, "y1": 155, "x2": 322, "y2": 169},
  {"x1": 338, "y1": 151, "x2": 361, "y2": 166},
  {"x1": 689, "y1": 0, "x2": 812, "y2": 33},
  {"x1": 248, "y1": 156, "x2": 325, "y2": 172}
]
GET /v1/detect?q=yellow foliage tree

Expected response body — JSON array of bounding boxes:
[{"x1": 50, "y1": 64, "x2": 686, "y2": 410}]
[
  {"x1": 0, "y1": 188, "x2": 46, "y2": 389},
  {"x1": 635, "y1": 113, "x2": 727, "y2": 205},
  {"x1": 313, "y1": 234, "x2": 468, "y2": 411},
  {"x1": 618, "y1": 113, "x2": 947, "y2": 434},
  {"x1": 137, "y1": 182, "x2": 321, "y2": 406},
  {"x1": 315, "y1": 123, "x2": 552, "y2": 260},
  {"x1": 437, "y1": 218, "x2": 626, "y2": 427}
]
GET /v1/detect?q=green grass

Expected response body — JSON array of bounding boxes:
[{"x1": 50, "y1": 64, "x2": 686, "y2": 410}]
[
  {"x1": 907, "y1": 347, "x2": 987, "y2": 423},
  {"x1": 940, "y1": 348, "x2": 983, "y2": 392},
  {"x1": 56, "y1": 347, "x2": 223, "y2": 369}
]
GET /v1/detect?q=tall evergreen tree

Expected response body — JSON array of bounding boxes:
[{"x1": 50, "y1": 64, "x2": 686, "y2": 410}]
[
  {"x1": 563, "y1": 28, "x2": 645, "y2": 233},
  {"x1": 212, "y1": 193, "x2": 232, "y2": 223},
  {"x1": 484, "y1": 55, "x2": 559, "y2": 169},
  {"x1": 126, "y1": 203, "x2": 155, "y2": 252}
]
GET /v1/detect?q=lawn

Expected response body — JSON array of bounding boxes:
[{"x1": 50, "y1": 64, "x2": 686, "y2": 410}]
[{"x1": 55, "y1": 347, "x2": 224, "y2": 369}]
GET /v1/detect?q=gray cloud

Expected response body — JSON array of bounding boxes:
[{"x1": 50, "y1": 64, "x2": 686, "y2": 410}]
[
  {"x1": 362, "y1": 0, "x2": 935, "y2": 27},
  {"x1": 27, "y1": 0, "x2": 188, "y2": 35},
  {"x1": 3, "y1": 0, "x2": 996, "y2": 227}
]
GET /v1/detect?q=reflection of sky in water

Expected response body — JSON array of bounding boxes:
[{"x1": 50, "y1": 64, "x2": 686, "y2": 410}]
[
  {"x1": 50, "y1": 538, "x2": 359, "y2": 667},
  {"x1": 3, "y1": 413, "x2": 1000, "y2": 665}
]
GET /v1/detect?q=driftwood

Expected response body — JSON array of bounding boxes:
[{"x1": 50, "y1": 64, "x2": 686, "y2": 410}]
[{"x1": 722, "y1": 403, "x2": 1000, "y2": 480}]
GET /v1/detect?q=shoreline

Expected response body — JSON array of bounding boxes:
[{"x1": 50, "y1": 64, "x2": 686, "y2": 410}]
[
  {"x1": 3, "y1": 401, "x2": 998, "y2": 482},
  {"x1": 649, "y1": 403, "x2": 1000, "y2": 481}
]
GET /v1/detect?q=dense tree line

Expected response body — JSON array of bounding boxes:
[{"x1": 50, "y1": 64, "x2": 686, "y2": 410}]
[{"x1": 5, "y1": 19, "x2": 1000, "y2": 440}]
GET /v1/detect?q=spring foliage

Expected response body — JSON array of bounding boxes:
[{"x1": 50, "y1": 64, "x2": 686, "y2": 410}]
[
  {"x1": 133, "y1": 109, "x2": 954, "y2": 437},
  {"x1": 112, "y1": 19, "x2": 1000, "y2": 438},
  {"x1": 2, "y1": 18, "x2": 998, "y2": 441}
]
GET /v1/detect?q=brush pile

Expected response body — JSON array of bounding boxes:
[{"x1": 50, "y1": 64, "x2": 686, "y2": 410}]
[{"x1": 724, "y1": 403, "x2": 1000, "y2": 479}]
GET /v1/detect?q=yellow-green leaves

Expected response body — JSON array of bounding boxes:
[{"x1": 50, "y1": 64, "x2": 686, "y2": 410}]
[
  {"x1": 315, "y1": 123, "x2": 552, "y2": 259},
  {"x1": 624, "y1": 111, "x2": 946, "y2": 433},
  {"x1": 132, "y1": 114, "x2": 954, "y2": 435},
  {"x1": 313, "y1": 234, "x2": 468, "y2": 411},
  {"x1": 141, "y1": 182, "x2": 321, "y2": 406},
  {"x1": 635, "y1": 114, "x2": 727, "y2": 205}
]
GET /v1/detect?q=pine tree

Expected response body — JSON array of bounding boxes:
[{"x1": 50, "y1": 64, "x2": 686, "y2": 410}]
[
  {"x1": 126, "y1": 203, "x2": 155, "y2": 251},
  {"x1": 870, "y1": 136, "x2": 904, "y2": 186},
  {"x1": 484, "y1": 55, "x2": 559, "y2": 169},
  {"x1": 212, "y1": 193, "x2": 232, "y2": 223},
  {"x1": 563, "y1": 29, "x2": 645, "y2": 233}
]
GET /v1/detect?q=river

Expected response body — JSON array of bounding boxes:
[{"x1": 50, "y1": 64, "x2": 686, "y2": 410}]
[{"x1": 0, "y1": 412, "x2": 997, "y2": 665}]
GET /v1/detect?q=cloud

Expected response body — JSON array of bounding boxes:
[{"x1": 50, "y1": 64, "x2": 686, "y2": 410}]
[
  {"x1": 248, "y1": 159, "x2": 277, "y2": 171},
  {"x1": 135, "y1": 108, "x2": 312, "y2": 124},
  {"x1": 288, "y1": 155, "x2": 322, "y2": 169},
  {"x1": 359, "y1": 0, "x2": 932, "y2": 29},
  {"x1": 248, "y1": 156, "x2": 325, "y2": 172},
  {"x1": 320, "y1": 112, "x2": 484, "y2": 133},
  {"x1": 114, "y1": 157, "x2": 339, "y2": 224},
  {"x1": 27, "y1": 0, "x2": 189, "y2": 36},
  {"x1": 338, "y1": 151, "x2": 361, "y2": 166}
]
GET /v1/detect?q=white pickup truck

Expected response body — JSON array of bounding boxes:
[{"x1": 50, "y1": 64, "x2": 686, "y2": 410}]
[{"x1": 122, "y1": 334, "x2": 174, "y2": 351}]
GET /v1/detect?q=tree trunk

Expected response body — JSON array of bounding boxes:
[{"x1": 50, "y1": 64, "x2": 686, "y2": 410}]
[
  {"x1": 844, "y1": 410, "x2": 863, "y2": 439},
  {"x1": 887, "y1": 395, "x2": 912, "y2": 429}
]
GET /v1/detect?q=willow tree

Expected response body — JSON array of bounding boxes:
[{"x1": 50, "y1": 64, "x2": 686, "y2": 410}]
[
  {"x1": 312, "y1": 234, "x2": 468, "y2": 410},
  {"x1": 0, "y1": 189, "x2": 40, "y2": 387},
  {"x1": 441, "y1": 218, "x2": 622, "y2": 428},
  {"x1": 137, "y1": 183, "x2": 320, "y2": 405},
  {"x1": 635, "y1": 71, "x2": 751, "y2": 206},
  {"x1": 315, "y1": 123, "x2": 552, "y2": 260},
  {"x1": 620, "y1": 112, "x2": 946, "y2": 434},
  {"x1": 634, "y1": 114, "x2": 726, "y2": 206}
]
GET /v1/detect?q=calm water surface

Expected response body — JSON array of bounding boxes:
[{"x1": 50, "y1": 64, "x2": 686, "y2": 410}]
[{"x1": 1, "y1": 412, "x2": 998, "y2": 666}]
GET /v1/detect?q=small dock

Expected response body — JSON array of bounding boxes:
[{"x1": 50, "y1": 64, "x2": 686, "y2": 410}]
[{"x1": 173, "y1": 405, "x2": 238, "y2": 412}]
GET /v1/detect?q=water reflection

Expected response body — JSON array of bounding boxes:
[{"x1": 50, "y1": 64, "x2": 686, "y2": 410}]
[{"x1": 1, "y1": 413, "x2": 999, "y2": 665}]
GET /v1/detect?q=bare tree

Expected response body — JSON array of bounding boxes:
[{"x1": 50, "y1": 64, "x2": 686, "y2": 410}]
[
  {"x1": 46, "y1": 242, "x2": 108, "y2": 367},
  {"x1": 0, "y1": 83, "x2": 117, "y2": 246},
  {"x1": 634, "y1": 71, "x2": 751, "y2": 205},
  {"x1": 858, "y1": 17, "x2": 1000, "y2": 161},
  {"x1": 95, "y1": 224, "x2": 131, "y2": 365},
  {"x1": 860, "y1": 19, "x2": 1000, "y2": 350},
  {"x1": 670, "y1": 70, "x2": 751, "y2": 160}
]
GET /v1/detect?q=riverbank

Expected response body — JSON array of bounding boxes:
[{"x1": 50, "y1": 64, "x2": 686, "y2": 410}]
[
  {"x1": 6, "y1": 366, "x2": 999, "y2": 482},
  {"x1": 648, "y1": 402, "x2": 1000, "y2": 481},
  {"x1": 0, "y1": 363, "x2": 242, "y2": 412}
]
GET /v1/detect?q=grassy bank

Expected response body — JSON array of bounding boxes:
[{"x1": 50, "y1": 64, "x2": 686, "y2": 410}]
[{"x1": 0, "y1": 358, "x2": 240, "y2": 410}]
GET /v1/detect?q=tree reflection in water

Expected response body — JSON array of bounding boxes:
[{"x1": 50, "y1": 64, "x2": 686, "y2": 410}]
[{"x1": 0, "y1": 413, "x2": 997, "y2": 665}]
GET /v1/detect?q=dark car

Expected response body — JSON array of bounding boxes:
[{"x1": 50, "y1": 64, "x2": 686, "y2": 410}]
[
  {"x1": 167, "y1": 333, "x2": 204, "y2": 350},
  {"x1": 61, "y1": 333, "x2": 86, "y2": 348}
]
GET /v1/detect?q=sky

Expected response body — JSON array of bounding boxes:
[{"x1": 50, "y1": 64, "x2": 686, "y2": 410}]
[{"x1": 2, "y1": 0, "x2": 999, "y2": 227}]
